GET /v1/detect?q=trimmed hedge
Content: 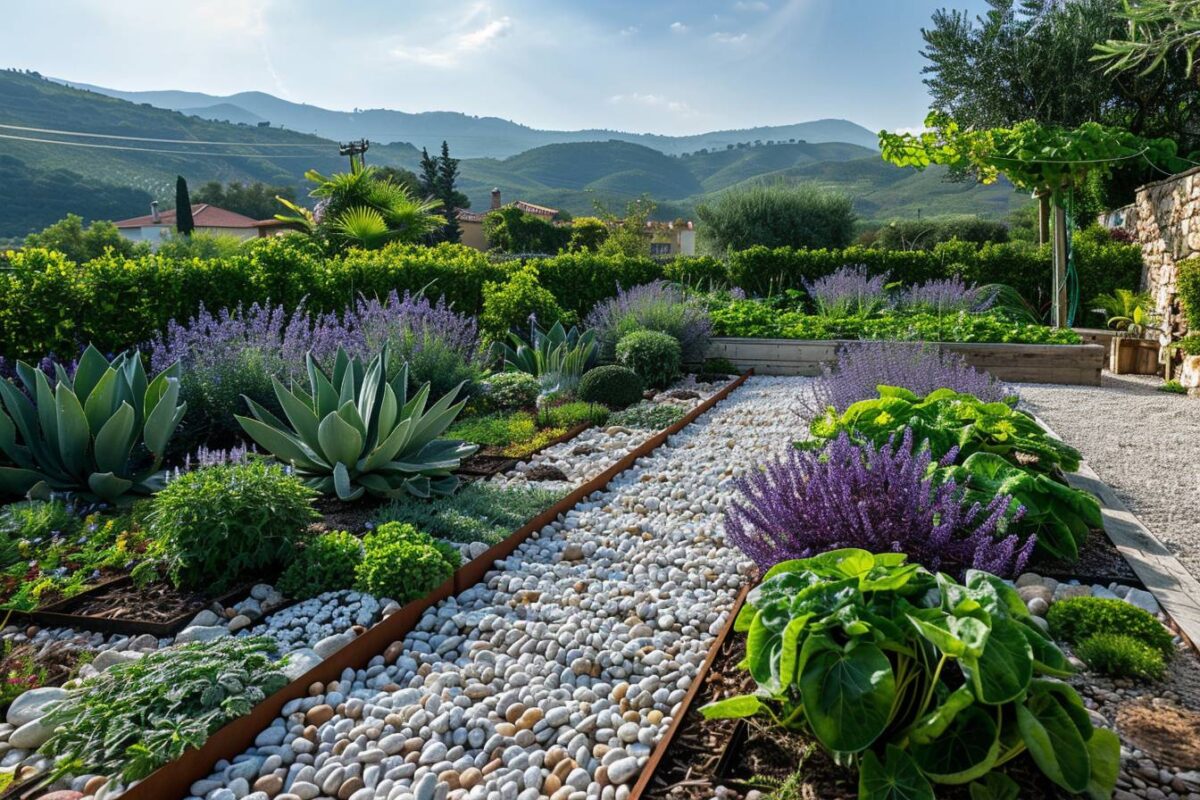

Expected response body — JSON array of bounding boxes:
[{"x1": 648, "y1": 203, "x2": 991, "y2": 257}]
[
  {"x1": 1178, "y1": 255, "x2": 1200, "y2": 327},
  {"x1": 0, "y1": 231, "x2": 1143, "y2": 362}
]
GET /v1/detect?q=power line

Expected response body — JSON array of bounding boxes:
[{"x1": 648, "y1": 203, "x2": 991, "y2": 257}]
[
  {"x1": 0, "y1": 132, "x2": 324, "y2": 158},
  {"x1": 0, "y1": 122, "x2": 331, "y2": 148}
]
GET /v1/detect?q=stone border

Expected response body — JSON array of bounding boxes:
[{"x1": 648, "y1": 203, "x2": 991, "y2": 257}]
[
  {"x1": 707, "y1": 337, "x2": 1104, "y2": 385},
  {"x1": 1036, "y1": 415, "x2": 1200, "y2": 649}
]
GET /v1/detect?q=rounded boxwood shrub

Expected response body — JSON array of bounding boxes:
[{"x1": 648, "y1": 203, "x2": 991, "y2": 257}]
[
  {"x1": 353, "y1": 521, "x2": 459, "y2": 602},
  {"x1": 616, "y1": 330, "x2": 681, "y2": 389},
  {"x1": 149, "y1": 461, "x2": 318, "y2": 590},
  {"x1": 1047, "y1": 596, "x2": 1175, "y2": 658},
  {"x1": 277, "y1": 530, "x2": 363, "y2": 599},
  {"x1": 578, "y1": 365, "x2": 645, "y2": 409},
  {"x1": 483, "y1": 372, "x2": 541, "y2": 411},
  {"x1": 1075, "y1": 632, "x2": 1166, "y2": 681}
]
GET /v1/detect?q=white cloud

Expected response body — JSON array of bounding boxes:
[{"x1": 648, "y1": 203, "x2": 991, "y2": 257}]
[
  {"x1": 734, "y1": 1, "x2": 770, "y2": 11},
  {"x1": 390, "y1": 8, "x2": 513, "y2": 68},
  {"x1": 609, "y1": 92, "x2": 695, "y2": 115},
  {"x1": 711, "y1": 31, "x2": 749, "y2": 44},
  {"x1": 619, "y1": 25, "x2": 639, "y2": 36},
  {"x1": 669, "y1": 21, "x2": 688, "y2": 33}
]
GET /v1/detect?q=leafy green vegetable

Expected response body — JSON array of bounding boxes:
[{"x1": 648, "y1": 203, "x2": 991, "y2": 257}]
[{"x1": 701, "y1": 549, "x2": 1117, "y2": 800}]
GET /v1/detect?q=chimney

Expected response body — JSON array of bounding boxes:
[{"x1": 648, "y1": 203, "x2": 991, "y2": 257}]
[
  {"x1": 150, "y1": 201, "x2": 161, "y2": 223},
  {"x1": 490, "y1": 188, "x2": 502, "y2": 210}
]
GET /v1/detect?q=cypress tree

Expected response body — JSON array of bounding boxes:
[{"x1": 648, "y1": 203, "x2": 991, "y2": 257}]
[
  {"x1": 175, "y1": 176, "x2": 195, "y2": 236},
  {"x1": 436, "y1": 141, "x2": 463, "y2": 243},
  {"x1": 418, "y1": 148, "x2": 439, "y2": 197}
]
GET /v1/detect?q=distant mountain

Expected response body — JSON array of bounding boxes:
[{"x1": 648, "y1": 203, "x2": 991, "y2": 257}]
[
  {"x1": 55, "y1": 79, "x2": 882, "y2": 158},
  {"x1": 177, "y1": 103, "x2": 267, "y2": 127}
]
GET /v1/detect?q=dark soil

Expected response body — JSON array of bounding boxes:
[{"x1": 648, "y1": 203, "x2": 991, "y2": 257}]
[
  {"x1": 313, "y1": 497, "x2": 385, "y2": 533},
  {"x1": 56, "y1": 579, "x2": 231, "y2": 624},
  {"x1": 458, "y1": 454, "x2": 518, "y2": 477},
  {"x1": 1035, "y1": 528, "x2": 1138, "y2": 583},
  {"x1": 525, "y1": 465, "x2": 569, "y2": 482}
]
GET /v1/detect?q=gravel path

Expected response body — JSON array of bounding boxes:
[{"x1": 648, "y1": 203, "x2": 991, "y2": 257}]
[
  {"x1": 1020, "y1": 373, "x2": 1200, "y2": 579},
  {"x1": 177, "y1": 376, "x2": 810, "y2": 800}
]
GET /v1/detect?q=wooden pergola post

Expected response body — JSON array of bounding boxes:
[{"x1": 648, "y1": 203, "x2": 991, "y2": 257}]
[{"x1": 1051, "y1": 194, "x2": 1069, "y2": 328}]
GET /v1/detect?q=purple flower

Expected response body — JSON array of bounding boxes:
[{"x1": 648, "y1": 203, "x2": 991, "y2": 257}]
[
  {"x1": 900, "y1": 276, "x2": 996, "y2": 314},
  {"x1": 807, "y1": 340, "x2": 1014, "y2": 416},
  {"x1": 802, "y1": 265, "x2": 890, "y2": 318},
  {"x1": 584, "y1": 280, "x2": 712, "y2": 363},
  {"x1": 725, "y1": 429, "x2": 1033, "y2": 578}
]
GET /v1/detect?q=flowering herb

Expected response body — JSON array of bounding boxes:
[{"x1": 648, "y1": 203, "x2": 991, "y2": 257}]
[
  {"x1": 802, "y1": 265, "x2": 890, "y2": 318},
  {"x1": 584, "y1": 280, "x2": 712, "y2": 363},
  {"x1": 899, "y1": 275, "x2": 997, "y2": 314},
  {"x1": 725, "y1": 429, "x2": 1033, "y2": 577}
]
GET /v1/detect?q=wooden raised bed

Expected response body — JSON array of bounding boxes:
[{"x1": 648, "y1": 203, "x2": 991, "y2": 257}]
[
  {"x1": 100, "y1": 371, "x2": 754, "y2": 800},
  {"x1": 707, "y1": 337, "x2": 1105, "y2": 386}
]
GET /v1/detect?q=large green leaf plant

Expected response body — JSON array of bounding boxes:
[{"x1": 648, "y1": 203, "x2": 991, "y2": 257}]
[
  {"x1": 702, "y1": 549, "x2": 1119, "y2": 799},
  {"x1": 0, "y1": 345, "x2": 186, "y2": 502},
  {"x1": 236, "y1": 346, "x2": 476, "y2": 501}
]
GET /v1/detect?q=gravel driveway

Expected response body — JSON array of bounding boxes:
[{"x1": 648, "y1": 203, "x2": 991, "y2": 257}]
[{"x1": 1020, "y1": 373, "x2": 1200, "y2": 579}]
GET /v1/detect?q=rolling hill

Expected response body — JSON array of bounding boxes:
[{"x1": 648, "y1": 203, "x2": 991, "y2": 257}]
[
  {"x1": 56, "y1": 78, "x2": 883, "y2": 158},
  {"x1": 0, "y1": 70, "x2": 1029, "y2": 239}
]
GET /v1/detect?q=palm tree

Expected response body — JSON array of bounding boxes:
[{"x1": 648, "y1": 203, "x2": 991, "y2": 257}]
[{"x1": 276, "y1": 163, "x2": 445, "y2": 251}]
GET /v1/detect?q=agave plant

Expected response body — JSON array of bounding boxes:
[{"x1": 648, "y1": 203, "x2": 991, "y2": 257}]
[
  {"x1": 0, "y1": 345, "x2": 187, "y2": 502},
  {"x1": 496, "y1": 320, "x2": 597, "y2": 394},
  {"x1": 235, "y1": 347, "x2": 476, "y2": 501}
]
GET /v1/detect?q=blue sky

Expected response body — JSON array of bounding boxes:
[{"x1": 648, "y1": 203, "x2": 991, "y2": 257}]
[{"x1": 3, "y1": 0, "x2": 992, "y2": 135}]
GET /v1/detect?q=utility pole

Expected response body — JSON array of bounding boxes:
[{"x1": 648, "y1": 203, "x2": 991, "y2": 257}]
[{"x1": 338, "y1": 139, "x2": 370, "y2": 170}]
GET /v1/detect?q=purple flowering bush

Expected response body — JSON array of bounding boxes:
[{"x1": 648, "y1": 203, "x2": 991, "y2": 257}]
[
  {"x1": 725, "y1": 429, "x2": 1033, "y2": 577},
  {"x1": 584, "y1": 280, "x2": 712, "y2": 364},
  {"x1": 807, "y1": 340, "x2": 1013, "y2": 416},
  {"x1": 898, "y1": 275, "x2": 997, "y2": 314},
  {"x1": 802, "y1": 265, "x2": 890, "y2": 318}
]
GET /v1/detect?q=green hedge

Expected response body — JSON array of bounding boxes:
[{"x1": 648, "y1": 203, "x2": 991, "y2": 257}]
[
  {"x1": 1177, "y1": 255, "x2": 1200, "y2": 327},
  {"x1": 0, "y1": 231, "x2": 1143, "y2": 362}
]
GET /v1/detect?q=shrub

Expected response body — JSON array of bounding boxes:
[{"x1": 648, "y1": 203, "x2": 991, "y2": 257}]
[
  {"x1": 537, "y1": 401, "x2": 609, "y2": 429},
  {"x1": 701, "y1": 549, "x2": 1119, "y2": 800},
  {"x1": 375, "y1": 483, "x2": 564, "y2": 544},
  {"x1": 578, "y1": 365, "x2": 645, "y2": 409},
  {"x1": 353, "y1": 521, "x2": 457, "y2": 601},
  {"x1": 448, "y1": 412, "x2": 537, "y2": 447},
  {"x1": 803, "y1": 265, "x2": 891, "y2": 318},
  {"x1": 482, "y1": 372, "x2": 540, "y2": 410},
  {"x1": 496, "y1": 320, "x2": 597, "y2": 393},
  {"x1": 608, "y1": 402, "x2": 686, "y2": 431},
  {"x1": 1159, "y1": 379, "x2": 1188, "y2": 394},
  {"x1": 277, "y1": 530, "x2": 363, "y2": 599},
  {"x1": 875, "y1": 216, "x2": 1010, "y2": 251},
  {"x1": 701, "y1": 356, "x2": 737, "y2": 376},
  {"x1": 482, "y1": 206, "x2": 571, "y2": 254},
  {"x1": 727, "y1": 429, "x2": 1033, "y2": 577},
  {"x1": 1075, "y1": 633, "x2": 1166, "y2": 681},
  {"x1": 149, "y1": 461, "x2": 317, "y2": 590},
  {"x1": 616, "y1": 330, "x2": 681, "y2": 389},
  {"x1": 1047, "y1": 596, "x2": 1175, "y2": 658},
  {"x1": 696, "y1": 182, "x2": 856, "y2": 253},
  {"x1": 1178, "y1": 255, "x2": 1200, "y2": 326},
  {"x1": 584, "y1": 280, "x2": 712, "y2": 363},
  {"x1": 534, "y1": 252, "x2": 660, "y2": 318},
  {"x1": 479, "y1": 266, "x2": 569, "y2": 342},
  {"x1": 807, "y1": 341, "x2": 1012, "y2": 416},
  {"x1": 898, "y1": 275, "x2": 997, "y2": 314}
]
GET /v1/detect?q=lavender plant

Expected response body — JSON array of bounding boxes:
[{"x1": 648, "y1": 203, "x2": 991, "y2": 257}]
[
  {"x1": 584, "y1": 280, "x2": 712, "y2": 364},
  {"x1": 802, "y1": 265, "x2": 890, "y2": 318},
  {"x1": 725, "y1": 429, "x2": 1033, "y2": 577},
  {"x1": 898, "y1": 275, "x2": 998, "y2": 314},
  {"x1": 807, "y1": 340, "x2": 1013, "y2": 416}
]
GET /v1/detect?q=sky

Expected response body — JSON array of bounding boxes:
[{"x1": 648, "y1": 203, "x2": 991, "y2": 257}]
[{"x1": 2, "y1": 0, "x2": 993, "y2": 136}]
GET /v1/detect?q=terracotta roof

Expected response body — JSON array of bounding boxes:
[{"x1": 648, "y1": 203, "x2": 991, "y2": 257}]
[
  {"x1": 513, "y1": 200, "x2": 558, "y2": 218},
  {"x1": 456, "y1": 208, "x2": 486, "y2": 223},
  {"x1": 114, "y1": 204, "x2": 263, "y2": 229}
]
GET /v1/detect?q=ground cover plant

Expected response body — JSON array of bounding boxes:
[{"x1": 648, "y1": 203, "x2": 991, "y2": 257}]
[
  {"x1": 375, "y1": 483, "x2": 564, "y2": 545},
  {"x1": 480, "y1": 372, "x2": 540, "y2": 411},
  {"x1": 448, "y1": 411, "x2": 538, "y2": 448},
  {"x1": 726, "y1": 429, "x2": 1032, "y2": 577},
  {"x1": 608, "y1": 402, "x2": 686, "y2": 431},
  {"x1": 536, "y1": 401, "x2": 609, "y2": 430},
  {"x1": 701, "y1": 549, "x2": 1120, "y2": 800},
  {"x1": 39, "y1": 636, "x2": 290, "y2": 785},
  {"x1": 277, "y1": 530, "x2": 363, "y2": 599},
  {"x1": 353, "y1": 521, "x2": 459, "y2": 601},
  {"x1": 237, "y1": 347, "x2": 476, "y2": 501},
  {"x1": 1046, "y1": 597, "x2": 1175, "y2": 658}
]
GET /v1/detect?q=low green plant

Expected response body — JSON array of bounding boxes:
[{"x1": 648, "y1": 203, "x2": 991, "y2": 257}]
[
  {"x1": 149, "y1": 461, "x2": 317, "y2": 591},
  {"x1": 0, "y1": 640, "x2": 49, "y2": 709},
  {"x1": 537, "y1": 401, "x2": 609, "y2": 430},
  {"x1": 1165, "y1": 335, "x2": 1200, "y2": 356},
  {"x1": 501, "y1": 427, "x2": 567, "y2": 458},
  {"x1": 354, "y1": 521, "x2": 458, "y2": 601},
  {"x1": 609, "y1": 402, "x2": 686, "y2": 431},
  {"x1": 39, "y1": 636, "x2": 289, "y2": 785},
  {"x1": 1075, "y1": 633, "x2": 1166, "y2": 681},
  {"x1": 448, "y1": 412, "x2": 537, "y2": 447},
  {"x1": 616, "y1": 330, "x2": 681, "y2": 389},
  {"x1": 1158, "y1": 380, "x2": 1188, "y2": 394},
  {"x1": 701, "y1": 356, "x2": 738, "y2": 376},
  {"x1": 1047, "y1": 596, "x2": 1175, "y2": 658},
  {"x1": 375, "y1": 483, "x2": 564, "y2": 544},
  {"x1": 1090, "y1": 289, "x2": 1153, "y2": 332},
  {"x1": 482, "y1": 372, "x2": 540, "y2": 411},
  {"x1": 578, "y1": 365, "x2": 645, "y2": 409},
  {"x1": 701, "y1": 549, "x2": 1119, "y2": 800},
  {"x1": 236, "y1": 346, "x2": 476, "y2": 501},
  {"x1": 0, "y1": 345, "x2": 187, "y2": 501},
  {"x1": 277, "y1": 530, "x2": 363, "y2": 599}
]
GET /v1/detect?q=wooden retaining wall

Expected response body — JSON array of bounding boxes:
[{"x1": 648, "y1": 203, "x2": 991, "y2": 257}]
[{"x1": 708, "y1": 338, "x2": 1105, "y2": 386}]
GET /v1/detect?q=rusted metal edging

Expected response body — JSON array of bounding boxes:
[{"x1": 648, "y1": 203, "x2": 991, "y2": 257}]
[
  {"x1": 628, "y1": 584, "x2": 751, "y2": 800},
  {"x1": 114, "y1": 370, "x2": 753, "y2": 800}
]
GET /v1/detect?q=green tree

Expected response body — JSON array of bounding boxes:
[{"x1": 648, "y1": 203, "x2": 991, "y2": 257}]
[
  {"x1": 595, "y1": 197, "x2": 656, "y2": 258},
  {"x1": 22, "y1": 214, "x2": 146, "y2": 263},
  {"x1": 436, "y1": 141, "x2": 465, "y2": 243},
  {"x1": 1093, "y1": 0, "x2": 1200, "y2": 82},
  {"x1": 192, "y1": 181, "x2": 298, "y2": 220},
  {"x1": 482, "y1": 206, "x2": 570, "y2": 253},
  {"x1": 695, "y1": 182, "x2": 856, "y2": 254},
  {"x1": 567, "y1": 217, "x2": 610, "y2": 252},
  {"x1": 375, "y1": 166, "x2": 421, "y2": 194},
  {"x1": 175, "y1": 176, "x2": 194, "y2": 236}
]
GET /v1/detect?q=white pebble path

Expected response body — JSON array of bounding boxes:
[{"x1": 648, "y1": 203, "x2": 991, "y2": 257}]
[{"x1": 174, "y1": 377, "x2": 813, "y2": 800}]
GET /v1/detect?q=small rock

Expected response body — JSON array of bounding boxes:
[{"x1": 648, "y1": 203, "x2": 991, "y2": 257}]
[
  {"x1": 6, "y1": 686, "x2": 67, "y2": 726},
  {"x1": 175, "y1": 625, "x2": 230, "y2": 645}
]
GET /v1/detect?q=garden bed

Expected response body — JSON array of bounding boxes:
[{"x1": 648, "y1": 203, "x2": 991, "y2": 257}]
[
  {"x1": 708, "y1": 337, "x2": 1105, "y2": 385},
  {"x1": 57, "y1": 371, "x2": 753, "y2": 800}
]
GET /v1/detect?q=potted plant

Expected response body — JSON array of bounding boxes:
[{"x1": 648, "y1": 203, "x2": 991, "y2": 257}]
[{"x1": 1096, "y1": 290, "x2": 1161, "y2": 375}]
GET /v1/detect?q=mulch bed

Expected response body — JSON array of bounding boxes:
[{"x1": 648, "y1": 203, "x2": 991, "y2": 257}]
[
  {"x1": 1035, "y1": 529, "x2": 1139, "y2": 584},
  {"x1": 58, "y1": 579, "x2": 227, "y2": 625}
]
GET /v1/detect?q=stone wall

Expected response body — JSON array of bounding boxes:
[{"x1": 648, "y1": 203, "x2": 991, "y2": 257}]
[{"x1": 1104, "y1": 166, "x2": 1200, "y2": 342}]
